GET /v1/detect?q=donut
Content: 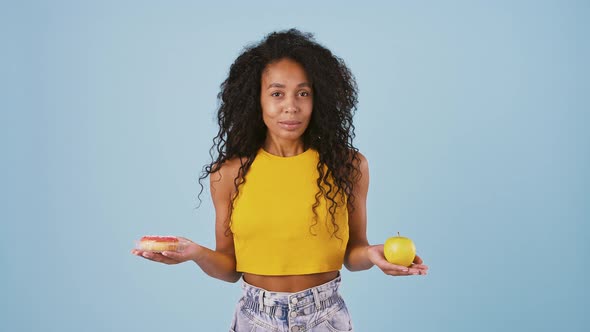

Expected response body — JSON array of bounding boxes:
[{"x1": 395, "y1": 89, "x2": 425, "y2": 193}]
[{"x1": 137, "y1": 235, "x2": 184, "y2": 252}]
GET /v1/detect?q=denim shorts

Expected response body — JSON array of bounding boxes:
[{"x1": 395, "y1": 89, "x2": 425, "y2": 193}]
[{"x1": 229, "y1": 273, "x2": 353, "y2": 332}]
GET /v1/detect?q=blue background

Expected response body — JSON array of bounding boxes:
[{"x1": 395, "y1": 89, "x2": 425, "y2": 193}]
[{"x1": 1, "y1": 0, "x2": 588, "y2": 331}]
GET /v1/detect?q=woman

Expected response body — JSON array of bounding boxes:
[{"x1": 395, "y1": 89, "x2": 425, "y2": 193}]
[{"x1": 132, "y1": 28, "x2": 428, "y2": 332}]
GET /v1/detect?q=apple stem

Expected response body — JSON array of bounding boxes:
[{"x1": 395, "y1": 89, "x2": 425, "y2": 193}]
[{"x1": 397, "y1": 231, "x2": 400, "y2": 237}]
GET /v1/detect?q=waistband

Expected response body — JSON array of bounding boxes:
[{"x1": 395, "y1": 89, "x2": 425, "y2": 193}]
[{"x1": 240, "y1": 273, "x2": 343, "y2": 319}]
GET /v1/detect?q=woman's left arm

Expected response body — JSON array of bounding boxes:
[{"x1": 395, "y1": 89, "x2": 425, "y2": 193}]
[
  {"x1": 343, "y1": 152, "x2": 372, "y2": 271},
  {"x1": 344, "y1": 152, "x2": 428, "y2": 276}
]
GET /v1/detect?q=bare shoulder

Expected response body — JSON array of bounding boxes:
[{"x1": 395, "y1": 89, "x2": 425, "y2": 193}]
[
  {"x1": 355, "y1": 150, "x2": 368, "y2": 163},
  {"x1": 351, "y1": 150, "x2": 369, "y2": 174},
  {"x1": 209, "y1": 157, "x2": 248, "y2": 196},
  {"x1": 210, "y1": 158, "x2": 245, "y2": 187},
  {"x1": 210, "y1": 157, "x2": 243, "y2": 182}
]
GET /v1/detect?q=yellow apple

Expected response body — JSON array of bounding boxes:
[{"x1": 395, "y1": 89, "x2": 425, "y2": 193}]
[{"x1": 383, "y1": 232, "x2": 416, "y2": 267}]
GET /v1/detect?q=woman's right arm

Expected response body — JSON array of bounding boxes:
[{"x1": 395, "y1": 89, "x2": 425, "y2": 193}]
[
  {"x1": 131, "y1": 160, "x2": 242, "y2": 283},
  {"x1": 188, "y1": 160, "x2": 242, "y2": 282}
]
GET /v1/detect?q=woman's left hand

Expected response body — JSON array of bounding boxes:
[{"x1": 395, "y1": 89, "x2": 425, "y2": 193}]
[{"x1": 367, "y1": 244, "x2": 429, "y2": 276}]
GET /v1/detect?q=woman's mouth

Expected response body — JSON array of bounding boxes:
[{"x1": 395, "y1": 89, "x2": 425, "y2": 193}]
[{"x1": 278, "y1": 121, "x2": 302, "y2": 131}]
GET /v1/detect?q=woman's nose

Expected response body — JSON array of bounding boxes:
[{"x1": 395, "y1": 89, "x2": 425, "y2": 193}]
[{"x1": 283, "y1": 97, "x2": 299, "y2": 113}]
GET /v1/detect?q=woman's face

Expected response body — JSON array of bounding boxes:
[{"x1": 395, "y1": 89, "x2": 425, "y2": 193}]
[{"x1": 260, "y1": 58, "x2": 313, "y2": 144}]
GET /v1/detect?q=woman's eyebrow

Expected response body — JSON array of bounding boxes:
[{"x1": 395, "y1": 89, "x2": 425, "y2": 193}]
[{"x1": 266, "y1": 82, "x2": 311, "y2": 89}]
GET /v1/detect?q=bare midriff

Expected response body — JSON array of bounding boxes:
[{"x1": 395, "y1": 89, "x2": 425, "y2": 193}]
[{"x1": 243, "y1": 271, "x2": 339, "y2": 292}]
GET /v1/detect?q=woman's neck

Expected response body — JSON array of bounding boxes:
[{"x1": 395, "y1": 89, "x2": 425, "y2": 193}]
[{"x1": 263, "y1": 137, "x2": 305, "y2": 157}]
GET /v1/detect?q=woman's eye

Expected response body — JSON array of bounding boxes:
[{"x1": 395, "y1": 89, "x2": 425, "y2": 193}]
[
  {"x1": 271, "y1": 92, "x2": 282, "y2": 97},
  {"x1": 300, "y1": 91, "x2": 310, "y2": 97}
]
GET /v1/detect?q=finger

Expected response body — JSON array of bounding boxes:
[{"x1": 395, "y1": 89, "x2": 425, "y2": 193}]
[
  {"x1": 384, "y1": 266, "x2": 427, "y2": 276},
  {"x1": 405, "y1": 268, "x2": 423, "y2": 275},
  {"x1": 141, "y1": 251, "x2": 178, "y2": 265},
  {"x1": 376, "y1": 261, "x2": 411, "y2": 273},
  {"x1": 411, "y1": 264, "x2": 429, "y2": 270},
  {"x1": 132, "y1": 249, "x2": 149, "y2": 257},
  {"x1": 385, "y1": 269, "x2": 427, "y2": 276},
  {"x1": 413, "y1": 255, "x2": 423, "y2": 264},
  {"x1": 381, "y1": 266, "x2": 414, "y2": 275},
  {"x1": 384, "y1": 270, "x2": 414, "y2": 276}
]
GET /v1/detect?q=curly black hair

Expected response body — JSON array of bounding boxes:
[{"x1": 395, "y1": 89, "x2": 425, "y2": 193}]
[{"x1": 198, "y1": 28, "x2": 361, "y2": 238}]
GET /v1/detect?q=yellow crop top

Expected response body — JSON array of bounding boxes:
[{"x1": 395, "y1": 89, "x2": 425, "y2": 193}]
[{"x1": 230, "y1": 147, "x2": 349, "y2": 275}]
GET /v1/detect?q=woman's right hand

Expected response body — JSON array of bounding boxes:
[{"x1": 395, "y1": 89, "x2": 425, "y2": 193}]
[{"x1": 131, "y1": 237, "x2": 203, "y2": 265}]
